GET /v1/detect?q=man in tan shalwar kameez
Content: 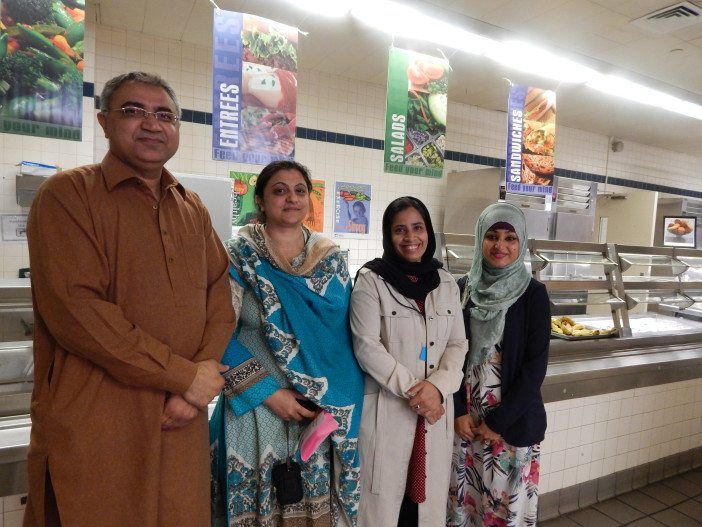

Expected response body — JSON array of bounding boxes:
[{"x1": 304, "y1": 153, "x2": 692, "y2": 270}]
[{"x1": 24, "y1": 72, "x2": 236, "y2": 526}]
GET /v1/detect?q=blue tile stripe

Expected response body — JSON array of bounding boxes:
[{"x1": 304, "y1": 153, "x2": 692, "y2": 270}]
[{"x1": 82, "y1": 82, "x2": 702, "y2": 199}]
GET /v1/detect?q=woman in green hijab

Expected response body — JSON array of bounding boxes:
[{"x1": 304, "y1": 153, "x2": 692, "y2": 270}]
[{"x1": 447, "y1": 202, "x2": 550, "y2": 527}]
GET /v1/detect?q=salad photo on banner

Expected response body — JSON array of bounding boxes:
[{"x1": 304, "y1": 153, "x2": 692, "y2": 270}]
[
  {"x1": 230, "y1": 171, "x2": 259, "y2": 227},
  {"x1": 212, "y1": 10, "x2": 297, "y2": 164},
  {"x1": 505, "y1": 85, "x2": 556, "y2": 195},
  {"x1": 333, "y1": 182, "x2": 371, "y2": 238},
  {"x1": 0, "y1": 0, "x2": 85, "y2": 141},
  {"x1": 384, "y1": 47, "x2": 449, "y2": 178},
  {"x1": 303, "y1": 179, "x2": 325, "y2": 233}
]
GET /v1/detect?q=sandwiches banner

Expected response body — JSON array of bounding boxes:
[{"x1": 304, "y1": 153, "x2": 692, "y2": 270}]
[
  {"x1": 384, "y1": 47, "x2": 449, "y2": 178},
  {"x1": 212, "y1": 10, "x2": 298, "y2": 164},
  {"x1": 0, "y1": 0, "x2": 85, "y2": 141},
  {"x1": 505, "y1": 85, "x2": 556, "y2": 195}
]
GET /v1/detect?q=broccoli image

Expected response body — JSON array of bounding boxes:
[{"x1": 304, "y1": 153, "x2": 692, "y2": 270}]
[
  {"x1": 0, "y1": 52, "x2": 43, "y2": 96},
  {"x1": 2, "y1": 0, "x2": 54, "y2": 24}
]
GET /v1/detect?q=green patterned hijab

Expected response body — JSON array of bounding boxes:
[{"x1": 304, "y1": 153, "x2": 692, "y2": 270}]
[{"x1": 462, "y1": 202, "x2": 532, "y2": 365}]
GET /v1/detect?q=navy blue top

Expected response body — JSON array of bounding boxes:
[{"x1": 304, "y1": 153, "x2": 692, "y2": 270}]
[{"x1": 453, "y1": 277, "x2": 550, "y2": 447}]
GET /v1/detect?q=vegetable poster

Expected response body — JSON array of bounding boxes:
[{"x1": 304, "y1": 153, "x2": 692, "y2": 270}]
[
  {"x1": 0, "y1": 0, "x2": 85, "y2": 141},
  {"x1": 212, "y1": 10, "x2": 297, "y2": 165},
  {"x1": 333, "y1": 182, "x2": 371, "y2": 238},
  {"x1": 230, "y1": 171, "x2": 259, "y2": 227},
  {"x1": 384, "y1": 48, "x2": 449, "y2": 178},
  {"x1": 303, "y1": 179, "x2": 325, "y2": 233},
  {"x1": 505, "y1": 85, "x2": 556, "y2": 195}
]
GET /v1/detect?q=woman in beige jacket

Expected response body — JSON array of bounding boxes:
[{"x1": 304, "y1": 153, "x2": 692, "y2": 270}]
[{"x1": 350, "y1": 196, "x2": 468, "y2": 527}]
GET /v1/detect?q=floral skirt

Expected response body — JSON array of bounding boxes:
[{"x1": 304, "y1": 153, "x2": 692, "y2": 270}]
[{"x1": 447, "y1": 351, "x2": 540, "y2": 527}]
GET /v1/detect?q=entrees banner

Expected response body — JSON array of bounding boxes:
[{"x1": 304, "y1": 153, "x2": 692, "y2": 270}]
[
  {"x1": 384, "y1": 48, "x2": 449, "y2": 178},
  {"x1": 505, "y1": 85, "x2": 556, "y2": 195},
  {"x1": 212, "y1": 10, "x2": 298, "y2": 164}
]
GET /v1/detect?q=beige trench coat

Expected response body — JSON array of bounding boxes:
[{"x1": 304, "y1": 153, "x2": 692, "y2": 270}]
[{"x1": 350, "y1": 268, "x2": 468, "y2": 526}]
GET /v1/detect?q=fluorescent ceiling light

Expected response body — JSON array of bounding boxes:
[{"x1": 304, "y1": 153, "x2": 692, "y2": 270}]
[
  {"x1": 283, "y1": 0, "x2": 352, "y2": 17},
  {"x1": 587, "y1": 75, "x2": 702, "y2": 120},
  {"x1": 297, "y1": 0, "x2": 702, "y2": 121},
  {"x1": 351, "y1": 0, "x2": 495, "y2": 55},
  {"x1": 486, "y1": 41, "x2": 599, "y2": 84}
]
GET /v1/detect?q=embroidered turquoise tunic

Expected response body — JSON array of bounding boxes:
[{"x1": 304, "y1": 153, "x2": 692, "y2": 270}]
[{"x1": 210, "y1": 225, "x2": 364, "y2": 527}]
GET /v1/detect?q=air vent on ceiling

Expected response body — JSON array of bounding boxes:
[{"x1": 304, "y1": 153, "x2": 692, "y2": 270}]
[{"x1": 631, "y1": 1, "x2": 702, "y2": 33}]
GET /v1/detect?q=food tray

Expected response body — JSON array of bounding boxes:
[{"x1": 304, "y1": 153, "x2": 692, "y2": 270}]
[{"x1": 551, "y1": 330, "x2": 618, "y2": 341}]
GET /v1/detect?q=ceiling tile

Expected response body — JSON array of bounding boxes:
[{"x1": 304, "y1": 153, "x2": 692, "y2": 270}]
[
  {"x1": 143, "y1": 0, "x2": 195, "y2": 40},
  {"x1": 98, "y1": 1, "x2": 147, "y2": 31}
]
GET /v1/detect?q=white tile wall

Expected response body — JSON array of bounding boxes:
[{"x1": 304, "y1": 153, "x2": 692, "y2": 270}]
[
  {"x1": 539, "y1": 378, "x2": 702, "y2": 493},
  {"x1": 0, "y1": 493, "x2": 25, "y2": 527},
  {"x1": 1, "y1": 16, "x2": 702, "y2": 497}
]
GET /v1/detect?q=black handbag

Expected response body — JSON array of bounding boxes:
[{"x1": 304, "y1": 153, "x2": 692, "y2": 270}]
[
  {"x1": 272, "y1": 421, "x2": 304, "y2": 505},
  {"x1": 271, "y1": 458, "x2": 304, "y2": 505}
]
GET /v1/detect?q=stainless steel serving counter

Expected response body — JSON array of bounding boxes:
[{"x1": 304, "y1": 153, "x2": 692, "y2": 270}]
[{"x1": 544, "y1": 313, "x2": 702, "y2": 401}]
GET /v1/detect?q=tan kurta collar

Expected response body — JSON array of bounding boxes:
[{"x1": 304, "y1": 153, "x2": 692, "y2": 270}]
[{"x1": 101, "y1": 151, "x2": 184, "y2": 197}]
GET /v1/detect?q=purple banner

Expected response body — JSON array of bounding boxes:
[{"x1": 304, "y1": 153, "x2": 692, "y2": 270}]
[
  {"x1": 505, "y1": 85, "x2": 556, "y2": 196},
  {"x1": 212, "y1": 11, "x2": 298, "y2": 164}
]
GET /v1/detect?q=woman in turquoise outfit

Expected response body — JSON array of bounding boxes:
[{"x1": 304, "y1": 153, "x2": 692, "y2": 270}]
[{"x1": 209, "y1": 161, "x2": 364, "y2": 527}]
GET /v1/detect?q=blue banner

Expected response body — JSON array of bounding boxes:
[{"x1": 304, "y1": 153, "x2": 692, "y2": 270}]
[
  {"x1": 212, "y1": 11, "x2": 298, "y2": 164},
  {"x1": 505, "y1": 85, "x2": 556, "y2": 196}
]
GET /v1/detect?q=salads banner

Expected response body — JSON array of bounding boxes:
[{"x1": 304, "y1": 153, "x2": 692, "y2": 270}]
[
  {"x1": 230, "y1": 171, "x2": 258, "y2": 227},
  {"x1": 384, "y1": 47, "x2": 448, "y2": 178},
  {"x1": 303, "y1": 179, "x2": 325, "y2": 233},
  {"x1": 0, "y1": 0, "x2": 85, "y2": 141},
  {"x1": 212, "y1": 10, "x2": 297, "y2": 164},
  {"x1": 333, "y1": 182, "x2": 371, "y2": 238},
  {"x1": 505, "y1": 85, "x2": 556, "y2": 195}
]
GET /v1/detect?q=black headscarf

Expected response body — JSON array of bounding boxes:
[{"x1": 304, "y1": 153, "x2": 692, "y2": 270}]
[{"x1": 361, "y1": 196, "x2": 443, "y2": 300}]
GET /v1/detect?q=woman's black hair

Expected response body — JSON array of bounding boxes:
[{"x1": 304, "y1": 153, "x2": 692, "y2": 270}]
[
  {"x1": 382, "y1": 196, "x2": 437, "y2": 263},
  {"x1": 352, "y1": 201, "x2": 366, "y2": 213},
  {"x1": 254, "y1": 160, "x2": 312, "y2": 222}
]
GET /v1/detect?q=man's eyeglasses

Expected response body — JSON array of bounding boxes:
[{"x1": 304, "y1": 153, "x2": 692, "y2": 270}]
[{"x1": 105, "y1": 106, "x2": 180, "y2": 123}]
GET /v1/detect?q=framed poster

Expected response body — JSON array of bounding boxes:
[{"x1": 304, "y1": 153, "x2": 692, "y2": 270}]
[
  {"x1": 663, "y1": 216, "x2": 696, "y2": 248},
  {"x1": 333, "y1": 182, "x2": 371, "y2": 238},
  {"x1": 303, "y1": 179, "x2": 325, "y2": 233},
  {"x1": 230, "y1": 171, "x2": 259, "y2": 227}
]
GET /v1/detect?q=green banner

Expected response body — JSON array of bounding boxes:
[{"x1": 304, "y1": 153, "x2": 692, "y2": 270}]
[
  {"x1": 383, "y1": 48, "x2": 448, "y2": 179},
  {"x1": 0, "y1": 1, "x2": 85, "y2": 141}
]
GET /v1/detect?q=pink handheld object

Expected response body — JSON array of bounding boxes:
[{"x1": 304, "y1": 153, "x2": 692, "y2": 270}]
[{"x1": 299, "y1": 410, "x2": 338, "y2": 462}]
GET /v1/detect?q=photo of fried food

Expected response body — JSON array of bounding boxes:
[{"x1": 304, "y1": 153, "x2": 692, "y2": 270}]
[
  {"x1": 524, "y1": 88, "x2": 556, "y2": 123},
  {"x1": 523, "y1": 154, "x2": 554, "y2": 176},
  {"x1": 523, "y1": 120, "x2": 555, "y2": 156},
  {"x1": 666, "y1": 218, "x2": 693, "y2": 236},
  {"x1": 521, "y1": 164, "x2": 536, "y2": 184}
]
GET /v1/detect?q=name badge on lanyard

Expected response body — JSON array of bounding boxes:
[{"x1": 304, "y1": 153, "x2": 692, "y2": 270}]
[{"x1": 419, "y1": 345, "x2": 427, "y2": 362}]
